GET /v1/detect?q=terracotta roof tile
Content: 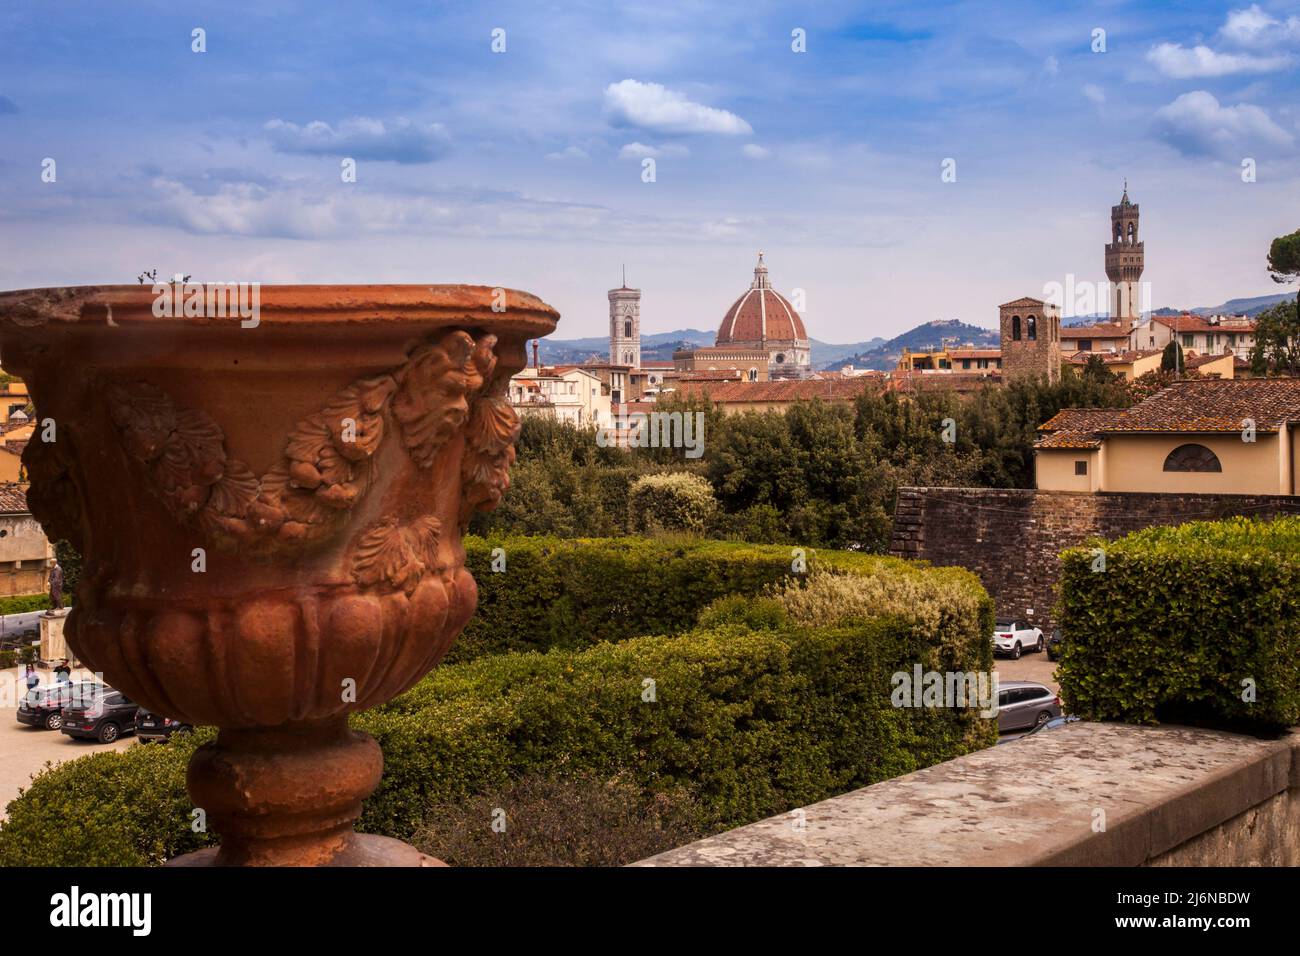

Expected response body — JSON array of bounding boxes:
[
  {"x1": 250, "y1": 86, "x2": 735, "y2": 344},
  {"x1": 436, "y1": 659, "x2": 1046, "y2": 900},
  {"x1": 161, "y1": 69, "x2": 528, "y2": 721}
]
[
  {"x1": 1151, "y1": 313, "x2": 1256, "y2": 334},
  {"x1": 0, "y1": 482, "x2": 29, "y2": 513},
  {"x1": 1035, "y1": 379, "x2": 1300, "y2": 449},
  {"x1": 673, "y1": 377, "x2": 884, "y2": 403}
]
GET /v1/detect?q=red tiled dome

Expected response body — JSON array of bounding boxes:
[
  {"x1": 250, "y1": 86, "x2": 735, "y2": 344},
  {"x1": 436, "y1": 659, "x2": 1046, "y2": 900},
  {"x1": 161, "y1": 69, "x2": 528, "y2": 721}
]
[{"x1": 716, "y1": 253, "x2": 807, "y2": 345}]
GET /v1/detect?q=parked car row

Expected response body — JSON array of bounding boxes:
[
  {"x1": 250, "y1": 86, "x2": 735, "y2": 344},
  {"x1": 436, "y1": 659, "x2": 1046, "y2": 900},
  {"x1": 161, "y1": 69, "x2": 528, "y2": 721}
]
[{"x1": 15, "y1": 682, "x2": 191, "y2": 744}]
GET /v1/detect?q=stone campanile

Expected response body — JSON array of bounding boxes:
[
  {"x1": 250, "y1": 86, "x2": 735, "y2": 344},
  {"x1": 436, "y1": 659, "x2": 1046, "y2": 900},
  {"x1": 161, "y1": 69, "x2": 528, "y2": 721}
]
[
  {"x1": 608, "y1": 268, "x2": 641, "y2": 368},
  {"x1": 999, "y1": 296, "x2": 1061, "y2": 383},
  {"x1": 1105, "y1": 183, "x2": 1144, "y2": 329}
]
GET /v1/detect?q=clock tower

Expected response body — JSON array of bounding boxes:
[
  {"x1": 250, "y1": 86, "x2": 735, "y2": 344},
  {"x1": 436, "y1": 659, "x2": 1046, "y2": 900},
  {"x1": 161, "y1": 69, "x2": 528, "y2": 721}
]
[{"x1": 608, "y1": 268, "x2": 641, "y2": 369}]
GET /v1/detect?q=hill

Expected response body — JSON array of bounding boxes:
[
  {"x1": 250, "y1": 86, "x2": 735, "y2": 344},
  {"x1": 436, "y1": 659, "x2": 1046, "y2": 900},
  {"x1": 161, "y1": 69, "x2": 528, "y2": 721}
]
[{"x1": 823, "y1": 319, "x2": 999, "y2": 371}]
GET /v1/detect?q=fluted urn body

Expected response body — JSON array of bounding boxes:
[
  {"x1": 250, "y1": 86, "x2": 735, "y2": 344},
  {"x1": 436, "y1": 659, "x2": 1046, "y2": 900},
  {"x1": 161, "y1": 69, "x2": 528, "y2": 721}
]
[{"x1": 0, "y1": 284, "x2": 557, "y2": 865}]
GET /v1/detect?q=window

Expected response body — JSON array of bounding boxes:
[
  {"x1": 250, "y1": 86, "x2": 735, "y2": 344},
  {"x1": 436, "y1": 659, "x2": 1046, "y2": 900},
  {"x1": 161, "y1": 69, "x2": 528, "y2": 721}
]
[
  {"x1": 1011, "y1": 316, "x2": 1022, "y2": 341},
  {"x1": 1163, "y1": 443, "x2": 1222, "y2": 473},
  {"x1": 1027, "y1": 315, "x2": 1037, "y2": 340},
  {"x1": 1077, "y1": 339, "x2": 1092, "y2": 352},
  {"x1": 624, "y1": 320, "x2": 632, "y2": 338},
  {"x1": 1181, "y1": 334, "x2": 1195, "y2": 347},
  {"x1": 1074, "y1": 460, "x2": 1088, "y2": 476}
]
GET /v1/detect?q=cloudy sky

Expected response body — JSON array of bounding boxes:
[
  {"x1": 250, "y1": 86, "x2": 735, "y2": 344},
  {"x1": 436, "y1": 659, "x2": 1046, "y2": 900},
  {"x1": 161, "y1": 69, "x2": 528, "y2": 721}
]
[{"x1": 1, "y1": 1, "x2": 1298, "y2": 342}]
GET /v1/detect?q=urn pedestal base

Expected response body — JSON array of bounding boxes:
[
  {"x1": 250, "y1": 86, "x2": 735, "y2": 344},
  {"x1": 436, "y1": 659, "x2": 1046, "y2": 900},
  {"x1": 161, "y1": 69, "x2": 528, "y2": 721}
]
[
  {"x1": 165, "y1": 717, "x2": 444, "y2": 867},
  {"x1": 167, "y1": 833, "x2": 444, "y2": 868}
]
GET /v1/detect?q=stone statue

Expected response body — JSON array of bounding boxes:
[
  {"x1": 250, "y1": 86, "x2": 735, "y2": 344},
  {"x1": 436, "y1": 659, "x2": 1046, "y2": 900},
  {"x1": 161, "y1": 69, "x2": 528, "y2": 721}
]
[{"x1": 48, "y1": 560, "x2": 63, "y2": 612}]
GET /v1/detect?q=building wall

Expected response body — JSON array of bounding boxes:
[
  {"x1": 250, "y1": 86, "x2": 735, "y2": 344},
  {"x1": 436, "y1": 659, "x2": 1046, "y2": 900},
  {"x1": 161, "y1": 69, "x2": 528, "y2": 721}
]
[
  {"x1": 1035, "y1": 449, "x2": 1100, "y2": 492},
  {"x1": 1101, "y1": 432, "x2": 1288, "y2": 495},
  {"x1": 0, "y1": 512, "x2": 53, "y2": 598},
  {"x1": 889, "y1": 487, "x2": 1300, "y2": 629}
]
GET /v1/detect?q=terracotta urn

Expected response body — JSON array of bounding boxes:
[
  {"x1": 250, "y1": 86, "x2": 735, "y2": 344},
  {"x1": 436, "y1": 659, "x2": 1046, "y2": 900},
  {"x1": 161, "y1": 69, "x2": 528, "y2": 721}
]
[{"x1": 0, "y1": 284, "x2": 557, "y2": 866}]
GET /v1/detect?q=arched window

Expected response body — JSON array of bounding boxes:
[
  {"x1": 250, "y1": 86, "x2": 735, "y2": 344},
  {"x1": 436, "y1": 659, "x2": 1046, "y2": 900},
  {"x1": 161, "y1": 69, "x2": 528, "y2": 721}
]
[
  {"x1": 1127, "y1": 222, "x2": 1136, "y2": 243},
  {"x1": 624, "y1": 320, "x2": 632, "y2": 338},
  {"x1": 1163, "y1": 444, "x2": 1222, "y2": 472},
  {"x1": 1027, "y1": 315, "x2": 1037, "y2": 340},
  {"x1": 1012, "y1": 315, "x2": 1022, "y2": 341},
  {"x1": 748, "y1": 367, "x2": 758, "y2": 381}
]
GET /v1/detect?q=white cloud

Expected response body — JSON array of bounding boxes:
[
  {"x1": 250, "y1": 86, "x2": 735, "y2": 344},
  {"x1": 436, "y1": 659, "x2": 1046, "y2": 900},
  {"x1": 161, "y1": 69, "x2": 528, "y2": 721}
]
[
  {"x1": 1146, "y1": 42, "x2": 1291, "y2": 78},
  {"x1": 603, "y1": 79, "x2": 752, "y2": 135},
  {"x1": 1221, "y1": 4, "x2": 1300, "y2": 47},
  {"x1": 1152, "y1": 90, "x2": 1293, "y2": 158},
  {"x1": 263, "y1": 117, "x2": 450, "y2": 164},
  {"x1": 545, "y1": 146, "x2": 589, "y2": 161},
  {"x1": 1043, "y1": 56, "x2": 1059, "y2": 76},
  {"x1": 1081, "y1": 84, "x2": 1105, "y2": 106},
  {"x1": 741, "y1": 144, "x2": 770, "y2": 159},
  {"x1": 618, "y1": 142, "x2": 689, "y2": 160}
]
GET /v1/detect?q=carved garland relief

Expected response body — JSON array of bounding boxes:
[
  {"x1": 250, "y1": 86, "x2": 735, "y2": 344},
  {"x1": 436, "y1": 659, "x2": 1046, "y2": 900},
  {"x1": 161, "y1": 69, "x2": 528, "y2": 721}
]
[{"x1": 22, "y1": 329, "x2": 519, "y2": 595}]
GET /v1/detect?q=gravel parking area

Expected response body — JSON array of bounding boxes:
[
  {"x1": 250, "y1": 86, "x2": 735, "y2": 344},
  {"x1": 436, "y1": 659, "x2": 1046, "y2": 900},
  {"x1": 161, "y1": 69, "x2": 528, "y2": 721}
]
[{"x1": 0, "y1": 665, "x2": 134, "y2": 820}]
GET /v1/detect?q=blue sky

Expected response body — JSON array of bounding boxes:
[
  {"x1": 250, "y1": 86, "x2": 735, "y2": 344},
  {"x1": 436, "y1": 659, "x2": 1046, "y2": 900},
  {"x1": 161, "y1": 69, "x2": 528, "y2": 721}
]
[{"x1": 1, "y1": 0, "x2": 1298, "y2": 342}]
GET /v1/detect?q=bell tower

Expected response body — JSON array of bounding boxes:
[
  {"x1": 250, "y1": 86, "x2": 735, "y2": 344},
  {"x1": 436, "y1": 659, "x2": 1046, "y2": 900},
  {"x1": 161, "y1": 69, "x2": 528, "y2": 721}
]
[
  {"x1": 1105, "y1": 182, "x2": 1144, "y2": 329},
  {"x1": 608, "y1": 267, "x2": 641, "y2": 369}
]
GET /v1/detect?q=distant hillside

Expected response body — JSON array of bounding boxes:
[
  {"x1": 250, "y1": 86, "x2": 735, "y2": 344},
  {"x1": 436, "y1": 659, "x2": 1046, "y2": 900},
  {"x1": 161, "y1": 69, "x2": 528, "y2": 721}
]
[
  {"x1": 1069, "y1": 292, "x2": 1292, "y2": 324},
  {"x1": 824, "y1": 319, "x2": 998, "y2": 372},
  {"x1": 537, "y1": 329, "x2": 715, "y2": 365},
  {"x1": 538, "y1": 328, "x2": 886, "y2": 367}
]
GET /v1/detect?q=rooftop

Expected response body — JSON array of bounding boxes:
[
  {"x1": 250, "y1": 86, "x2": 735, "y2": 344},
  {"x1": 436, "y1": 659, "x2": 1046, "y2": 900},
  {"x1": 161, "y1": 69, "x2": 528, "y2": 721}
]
[{"x1": 1036, "y1": 378, "x2": 1300, "y2": 449}]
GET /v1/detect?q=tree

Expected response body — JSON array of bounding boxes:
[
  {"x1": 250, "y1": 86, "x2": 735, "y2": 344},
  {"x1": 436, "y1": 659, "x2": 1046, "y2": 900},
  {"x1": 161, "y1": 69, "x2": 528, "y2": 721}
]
[
  {"x1": 1267, "y1": 228, "x2": 1300, "y2": 322},
  {"x1": 1250, "y1": 301, "x2": 1300, "y2": 377},
  {"x1": 1161, "y1": 340, "x2": 1184, "y2": 373}
]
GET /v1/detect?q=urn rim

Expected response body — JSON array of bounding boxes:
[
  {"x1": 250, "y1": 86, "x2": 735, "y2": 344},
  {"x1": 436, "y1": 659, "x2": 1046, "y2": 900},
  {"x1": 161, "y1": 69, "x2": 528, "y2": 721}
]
[{"x1": 0, "y1": 283, "x2": 559, "y2": 338}]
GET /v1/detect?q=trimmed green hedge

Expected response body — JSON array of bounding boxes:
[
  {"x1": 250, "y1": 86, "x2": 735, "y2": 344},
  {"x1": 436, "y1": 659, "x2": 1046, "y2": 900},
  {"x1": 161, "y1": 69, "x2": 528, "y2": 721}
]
[
  {"x1": 455, "y1": 535, "x2": 958, "y2": 661},
  {"x1": 1057, "y1": 516, "x2": 1300, "y2": 730},
  {"x1": 0, "y1": 538, "x2": 995, "y2": 865},
  {"x1": 0, "y1": 593, "x2": 53, "y2": 616}
]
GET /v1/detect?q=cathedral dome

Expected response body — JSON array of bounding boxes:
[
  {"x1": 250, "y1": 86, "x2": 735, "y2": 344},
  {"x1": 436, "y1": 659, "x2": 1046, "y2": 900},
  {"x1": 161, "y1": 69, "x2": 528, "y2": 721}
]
[{"x1": 716, "y1": 252, "x2": 807, "y2": 345}]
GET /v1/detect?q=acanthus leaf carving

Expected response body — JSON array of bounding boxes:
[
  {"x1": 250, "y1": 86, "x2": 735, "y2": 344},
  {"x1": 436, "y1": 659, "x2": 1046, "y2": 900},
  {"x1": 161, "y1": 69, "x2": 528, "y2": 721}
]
[{"x1": 350, "y1": 515, "x2": 442, "y2": 594}]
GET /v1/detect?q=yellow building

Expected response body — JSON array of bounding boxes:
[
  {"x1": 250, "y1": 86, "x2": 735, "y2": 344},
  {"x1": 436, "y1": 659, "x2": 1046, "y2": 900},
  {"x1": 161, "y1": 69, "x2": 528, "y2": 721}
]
[
  {"x1": 1035, "y1": 378, "x2": 1300, "y2": 494},
  {"x1": 897, "y1": 347, "x2": 1001, "y2": 373},
  {"x1": 0, "y1": 378, "x2": 30, "y2": 424}
]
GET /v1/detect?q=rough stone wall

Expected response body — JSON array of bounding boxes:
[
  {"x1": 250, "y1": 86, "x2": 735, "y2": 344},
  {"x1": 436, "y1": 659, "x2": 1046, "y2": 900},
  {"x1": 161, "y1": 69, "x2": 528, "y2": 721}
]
[{"x1": 889, "y1": 487, "x2": 1300, "y2": 629}]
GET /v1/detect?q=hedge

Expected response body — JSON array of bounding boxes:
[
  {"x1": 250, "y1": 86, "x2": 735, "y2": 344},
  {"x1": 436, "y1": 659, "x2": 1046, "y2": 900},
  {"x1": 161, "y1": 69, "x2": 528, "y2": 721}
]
[
  {"x1": 0, "y1": 538, "x2": 995, "y2": 865},
  {"x1": 1057, "y1": 516, "x2": 1300, "y2": 730},
  {"x1": 0, "y1": 593, "x2": 54, "y2": 616},
  {"x1": 455, "y1": 535, "x2": 965, "y2": 662}
]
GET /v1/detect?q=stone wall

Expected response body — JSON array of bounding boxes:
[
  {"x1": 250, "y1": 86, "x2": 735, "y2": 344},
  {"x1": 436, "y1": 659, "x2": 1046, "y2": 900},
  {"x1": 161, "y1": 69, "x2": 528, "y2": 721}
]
[
  {"x1": 638, "y1": 723, "x2": 1300, "y2": 867},
  {"x1": 889, "y1": 487, "x2": 1300, "y2": 629}
]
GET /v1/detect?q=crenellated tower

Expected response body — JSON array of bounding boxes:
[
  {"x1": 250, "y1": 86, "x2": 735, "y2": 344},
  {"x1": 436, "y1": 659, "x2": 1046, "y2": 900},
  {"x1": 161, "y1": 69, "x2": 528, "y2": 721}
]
[{"x1": 1105, "y1": 183, "x2": 1144, "y2": 329}]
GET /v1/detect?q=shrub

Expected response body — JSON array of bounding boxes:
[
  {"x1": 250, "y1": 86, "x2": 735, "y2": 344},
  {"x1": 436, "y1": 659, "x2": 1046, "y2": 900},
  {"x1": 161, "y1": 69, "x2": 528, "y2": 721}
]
[
  {"x1": 0, "y1": 730, "x2": 216, "y2": 867},
  {"x1": 1057, "y1": 516, "x2": 1300, "y2": 731},
  {"x1": 454, "y1": 536, "x2": 805, "y2": 661},
  {"x1": 410, "y1": 772, "x2": 703, "y2": 866},
  {"x1": 628, "y1": 472, "x2": 717, "y2": 534},
  {"x1": 0, "y1": 594, "x2": 52, "y2": 616},
  {"x1": 0, "y1": 538, "x2": 995, "y2": 864}
]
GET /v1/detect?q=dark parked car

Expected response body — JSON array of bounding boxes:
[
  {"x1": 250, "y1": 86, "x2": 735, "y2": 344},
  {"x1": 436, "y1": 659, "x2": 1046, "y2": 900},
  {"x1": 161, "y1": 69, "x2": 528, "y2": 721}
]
[
  {"x1": 1046, "y1": 628, "x2": 1065, "y2": 661},
  {"x1": 16, "y1": 681, "x2": 104, "y2": 730},
  {"x1": 996, "y1": 681, "x2": 1062, "y2": 733},
  {"x1": 60, "y1": 688, "x2": 139, "y2": 743},
  {"x1": 135, "y1": 708, "x2": 192, "y2": 743}
]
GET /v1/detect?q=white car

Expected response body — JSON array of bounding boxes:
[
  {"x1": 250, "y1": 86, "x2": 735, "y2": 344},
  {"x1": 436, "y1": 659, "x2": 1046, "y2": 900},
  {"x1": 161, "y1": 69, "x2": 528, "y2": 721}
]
[{"x1": 993, "y1": 619, "x2": 1044, "y2": 659}]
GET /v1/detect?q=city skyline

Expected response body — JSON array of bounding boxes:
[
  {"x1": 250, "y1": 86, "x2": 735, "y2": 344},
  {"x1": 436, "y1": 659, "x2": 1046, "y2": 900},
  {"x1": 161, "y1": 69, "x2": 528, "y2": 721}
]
[{"x1": 1, "y1": 1, "x2": 1298, "y2": 341}]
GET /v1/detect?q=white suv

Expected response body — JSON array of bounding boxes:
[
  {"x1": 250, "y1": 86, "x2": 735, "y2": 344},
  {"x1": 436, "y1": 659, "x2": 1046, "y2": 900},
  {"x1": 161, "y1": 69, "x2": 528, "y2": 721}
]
[{"x1": 993, "y1": 619, "x2": 1044, "y2": 659}]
